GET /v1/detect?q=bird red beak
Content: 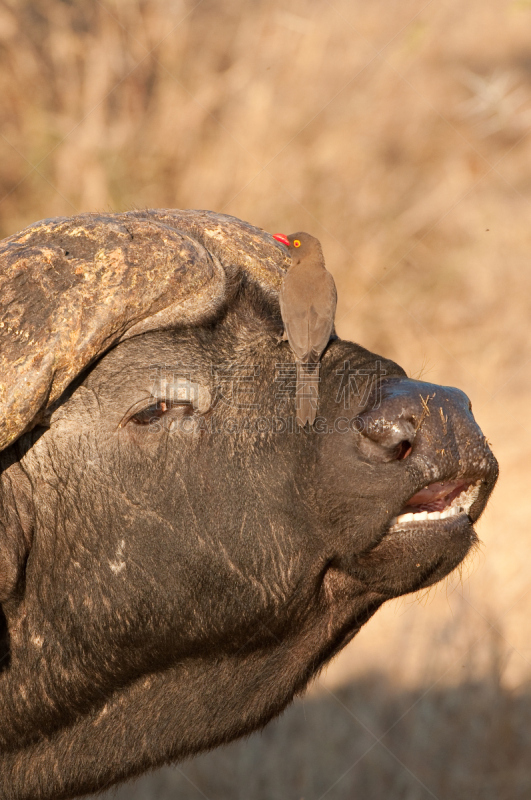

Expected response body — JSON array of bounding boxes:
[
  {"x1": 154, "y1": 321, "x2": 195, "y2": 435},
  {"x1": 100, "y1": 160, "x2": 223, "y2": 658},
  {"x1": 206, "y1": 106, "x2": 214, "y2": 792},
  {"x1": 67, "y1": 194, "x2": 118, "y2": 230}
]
[{"x1": 273, "y1": 233, "x2": 290, "y2": 247}]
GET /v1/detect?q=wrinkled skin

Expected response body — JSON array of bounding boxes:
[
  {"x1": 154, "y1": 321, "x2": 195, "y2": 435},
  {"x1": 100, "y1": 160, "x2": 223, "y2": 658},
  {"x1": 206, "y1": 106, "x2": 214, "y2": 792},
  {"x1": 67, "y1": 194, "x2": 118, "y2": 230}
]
[{"x1": 0, "y1": 287, "x2": 497, "y2": 800}]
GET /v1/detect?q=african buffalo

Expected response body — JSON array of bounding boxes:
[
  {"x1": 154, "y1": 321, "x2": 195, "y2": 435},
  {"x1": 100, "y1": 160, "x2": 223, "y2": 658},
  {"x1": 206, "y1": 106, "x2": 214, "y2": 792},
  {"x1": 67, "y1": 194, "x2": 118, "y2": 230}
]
[{"x1": 0, "y1": 210, "x2": 497, "y2": 800}]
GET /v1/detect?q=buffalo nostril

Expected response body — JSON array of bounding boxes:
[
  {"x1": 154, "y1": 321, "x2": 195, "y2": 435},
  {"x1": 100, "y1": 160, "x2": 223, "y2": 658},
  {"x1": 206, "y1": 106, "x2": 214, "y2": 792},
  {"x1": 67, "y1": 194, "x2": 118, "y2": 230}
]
[
  {"x1": 356, "y1": 416, "x2": 416, "y2": 448},
  {"x1": 354, "y1": 414, "x2": 416, "y2": 463},
  {"x1": 395, "y1": 440, "x2": 412, "y2": 461}
]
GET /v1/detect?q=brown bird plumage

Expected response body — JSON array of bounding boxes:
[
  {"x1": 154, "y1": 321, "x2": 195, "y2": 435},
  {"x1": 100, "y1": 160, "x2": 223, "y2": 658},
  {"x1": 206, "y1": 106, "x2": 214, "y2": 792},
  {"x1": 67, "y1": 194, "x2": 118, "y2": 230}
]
[{"x1": 274, "y1": 232, "x2": 337, "y2": 428}]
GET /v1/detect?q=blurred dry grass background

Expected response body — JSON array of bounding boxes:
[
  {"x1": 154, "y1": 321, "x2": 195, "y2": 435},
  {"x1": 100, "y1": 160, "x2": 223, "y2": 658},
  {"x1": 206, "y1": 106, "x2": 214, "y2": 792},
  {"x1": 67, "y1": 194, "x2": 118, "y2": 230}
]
[{"x1": 1, "y1": 0, "x2": 530, "y2": 797}]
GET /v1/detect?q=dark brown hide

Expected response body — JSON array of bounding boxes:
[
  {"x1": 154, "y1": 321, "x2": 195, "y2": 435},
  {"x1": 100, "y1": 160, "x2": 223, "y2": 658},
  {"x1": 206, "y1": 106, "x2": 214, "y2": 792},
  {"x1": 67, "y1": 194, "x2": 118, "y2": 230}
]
[{"x1": 0, "y1": 211, "x2": 498, "y2": 800}]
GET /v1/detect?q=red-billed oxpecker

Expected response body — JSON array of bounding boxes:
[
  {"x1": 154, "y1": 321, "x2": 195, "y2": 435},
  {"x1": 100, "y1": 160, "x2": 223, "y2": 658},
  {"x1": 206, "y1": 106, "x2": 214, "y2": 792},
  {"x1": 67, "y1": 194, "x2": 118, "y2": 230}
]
[{"x1": 273, "y1": 232, "x2": 337, "y2": 428}]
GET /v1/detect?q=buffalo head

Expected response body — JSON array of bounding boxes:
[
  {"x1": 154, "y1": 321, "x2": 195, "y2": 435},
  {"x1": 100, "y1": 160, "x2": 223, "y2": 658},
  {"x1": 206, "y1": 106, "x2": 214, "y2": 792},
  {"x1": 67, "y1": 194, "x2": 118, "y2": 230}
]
[{"x1": 0, "y1": 210, "x2": 498, "y2": 800}]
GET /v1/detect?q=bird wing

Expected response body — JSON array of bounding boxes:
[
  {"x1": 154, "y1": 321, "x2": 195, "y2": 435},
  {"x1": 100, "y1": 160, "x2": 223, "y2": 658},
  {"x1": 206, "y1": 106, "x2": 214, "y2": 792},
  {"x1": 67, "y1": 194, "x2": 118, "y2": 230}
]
[
  {"x1": 305, "y1": 272, "x2": 337, "y2": 362},
  {"x1": 279, "y1": 281, "x2": 311, "y2": 360},
  {"x1": 280, "y1": 270, "x2": 337, "y2": 363}
]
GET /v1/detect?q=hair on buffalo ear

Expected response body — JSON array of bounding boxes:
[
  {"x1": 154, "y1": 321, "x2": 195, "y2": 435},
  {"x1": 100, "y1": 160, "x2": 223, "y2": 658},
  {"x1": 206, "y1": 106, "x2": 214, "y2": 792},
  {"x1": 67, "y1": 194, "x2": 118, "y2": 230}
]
[
  {"x1": 0, "y1": 458, "x2": 33, "y2": 603},
  {"x1": 222, "y1": 279, "x2": 284, "y2": 339}
]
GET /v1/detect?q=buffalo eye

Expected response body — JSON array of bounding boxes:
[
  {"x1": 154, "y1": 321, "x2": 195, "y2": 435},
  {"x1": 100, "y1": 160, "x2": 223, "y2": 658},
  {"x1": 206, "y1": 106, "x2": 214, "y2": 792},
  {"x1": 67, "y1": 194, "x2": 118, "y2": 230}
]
[
  {"x1": 130, "y1": 400, "x2": 193, "y2": 426},
  {"x1": 119, "y1": 379, "x2": 211, "y2": 429},
  {"x1": 131, "y1": 400, "x2": 167, "y2": 425}
]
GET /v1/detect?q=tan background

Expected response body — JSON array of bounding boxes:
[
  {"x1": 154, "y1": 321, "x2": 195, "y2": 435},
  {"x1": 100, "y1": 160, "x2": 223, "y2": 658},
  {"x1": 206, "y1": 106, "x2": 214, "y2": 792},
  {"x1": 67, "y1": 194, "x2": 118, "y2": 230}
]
[{"x1": 1, "y1": 1, "x2": 530, "y2": 797}]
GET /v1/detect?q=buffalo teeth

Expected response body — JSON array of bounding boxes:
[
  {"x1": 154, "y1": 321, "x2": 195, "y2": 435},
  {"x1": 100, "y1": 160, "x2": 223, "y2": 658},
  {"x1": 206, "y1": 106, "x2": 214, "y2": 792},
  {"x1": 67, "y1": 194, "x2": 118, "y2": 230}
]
[
  {"x1": 391, "y1": 506, "x2": 459, "y2": 526},
  {"x1": 389, "y1": 481, "x2": 481, "y2": 528}
]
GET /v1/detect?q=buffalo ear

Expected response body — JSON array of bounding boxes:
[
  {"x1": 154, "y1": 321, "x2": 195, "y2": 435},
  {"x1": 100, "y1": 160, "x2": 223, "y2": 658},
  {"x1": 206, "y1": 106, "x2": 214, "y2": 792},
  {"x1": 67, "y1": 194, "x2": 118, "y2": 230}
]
[{"x1": 0, "y1": 462, "x2": 33, "y2": 602}]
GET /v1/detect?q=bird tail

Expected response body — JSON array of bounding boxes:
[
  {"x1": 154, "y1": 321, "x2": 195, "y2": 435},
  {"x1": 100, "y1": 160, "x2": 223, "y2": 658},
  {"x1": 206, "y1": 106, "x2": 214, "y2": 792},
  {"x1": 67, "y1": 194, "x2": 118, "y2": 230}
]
[{"x1": 296, "y1": 361, "x2": 320, "y2": 428}]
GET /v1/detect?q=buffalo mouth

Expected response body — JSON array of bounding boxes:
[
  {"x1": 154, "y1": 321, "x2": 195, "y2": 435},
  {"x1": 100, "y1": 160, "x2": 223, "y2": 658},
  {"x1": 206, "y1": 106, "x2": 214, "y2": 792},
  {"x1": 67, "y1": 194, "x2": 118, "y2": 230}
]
[
  {"x1": 389, "y1": 479, "x2": 481, "y2": 529},
  {"x1": 348, "y1": 476, "x2": 492, "y2": 597}
]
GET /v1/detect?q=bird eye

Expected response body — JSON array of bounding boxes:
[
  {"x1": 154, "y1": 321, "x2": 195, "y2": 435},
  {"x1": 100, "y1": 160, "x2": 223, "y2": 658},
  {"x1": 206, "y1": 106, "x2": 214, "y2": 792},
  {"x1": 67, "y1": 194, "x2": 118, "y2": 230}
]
[{"x1": 293, "y1": 239, "x2": 301, "y2": 248}]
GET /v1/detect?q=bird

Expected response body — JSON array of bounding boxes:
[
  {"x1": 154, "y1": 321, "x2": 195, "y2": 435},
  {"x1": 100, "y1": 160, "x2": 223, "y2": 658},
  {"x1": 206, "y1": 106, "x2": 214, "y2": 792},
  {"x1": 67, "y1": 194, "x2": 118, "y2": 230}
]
[{"x1": 273, "y1": 231, "x2": 337, "y2": 428}]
